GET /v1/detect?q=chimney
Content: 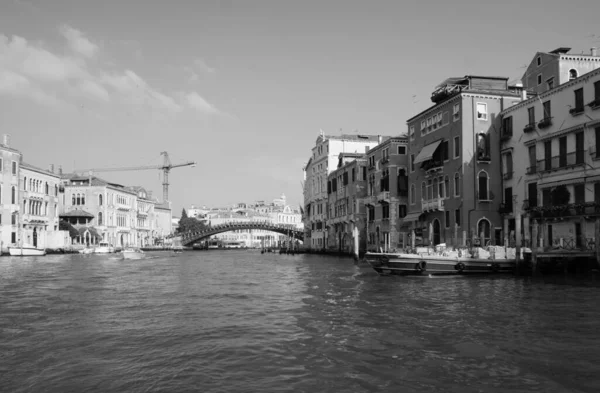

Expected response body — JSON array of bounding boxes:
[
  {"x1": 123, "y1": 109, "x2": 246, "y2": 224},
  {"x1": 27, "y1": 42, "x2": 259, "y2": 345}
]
[
  {"x1": 515, "y1": 82, "x2": 527, "y2": 101},
  {"x1": 2, "y1": 134, "x2": 10, "y2": 147},
  {"x1": 592, "y1": 47, "x2": 598, "y2": 57},
  {"x1": 49, "y1": 164, "x2": 55, "y2": 173},
  {"x1": 365, "y1": 146, "x2": 370, "y2": 153},
  {"x1": 378, "y1": 135, "x2": 382, "y2": 144},
  {"x1": 58, "y1": 165, "x2": 63, "y2": 176}
]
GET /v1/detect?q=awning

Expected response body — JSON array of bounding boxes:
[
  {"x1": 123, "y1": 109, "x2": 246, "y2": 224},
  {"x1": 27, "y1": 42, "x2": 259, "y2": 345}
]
[
  {"x1": 402, "y1": 211, "x2": 423, "y2": 222},
  {"x1": 413, "y1": 140, "x2": 442, "y2": 164}
]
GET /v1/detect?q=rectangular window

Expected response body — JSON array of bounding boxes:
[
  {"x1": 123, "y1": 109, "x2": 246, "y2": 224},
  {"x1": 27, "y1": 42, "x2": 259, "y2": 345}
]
[
  {"x1": 547, "y1": 77, "x2": 554, "y2": 90},
  {"x1": 575, "y1": 131, "x2": 584, "y2": 164},
  {"x1": 398, "y1": 204, "x2": 407, "y2": 218},
  {"x1": 445, "y1": 210, "x2": 450, "y2": 228},
  {"x1": 410, "y1": 154, "x2": 415, "y2": 172},
  {"x1": 443, "y1": 111, "x2": 449, "y2": 125},
  {"x1": 537, "y1": 56, "x2": 541, "y2": 66},
  {"x1": 11, "y1": 161, "x2": 17, "y2": 175},
  {"x1": 453, "y1": 136, "x2": 460, "y2": 158},
  {"x1": 442, "y1": 140, "x2": 449, "y2": 161},
  {"x1": 574, "y1": 88, "x2": 584, "y2": 112},
  {"x1": 595, "y1": 183, "x2": 600, "y2": 203},
  {"x1": 528, "y1": 182, "x2": 538, "y2": 208},
  {"x1": 11, "y1": 232, "x2": 16, "y2": 244},
  {"x1": 542, "y1": 100, "x2": 551, "y2": 119},
  {"x1": 453, "y1": 103, "x2": 460, "y2": 121},
  {"x1": 528, "y1": 107, "x2": 535, "y2": 125},
  {"x1": 454, "y1": 174, "x2": 460, "y2": 197},
  {"x1": 502, "y1": 116, "x2": 513, "y2": 137},
  {"x1": 420, "y1": 120, "x2": 426, "y2": 135},
  {"x1": 544, "y1": 141, "x2": 552, "y2": 171},
  {"x1": 595, "y1": 127, "x2": 600, "y2": 158},
  {"x1": 476, "y1": 103, "x2": 488, "y2": 120},
  {"x1": 455, "y1": 209, "x2": 461, "y2": 227},
  {"x1": 409, "y1": 126, "x2": 415, "y2": 140},
  {"x1": 537, "y1": 74, "x2": 542, "y2": 85},
  {"x1": 595, "y1": 80, "x2": 600, "y2": 101},
  {"x1": 397, "y1": 145, "x2": 406, "y2": 155},
  {"x1": 351, "y1": 168, "x2": 355, "y2": 182},
  {"x1": 0, "y1": 158, "x2": 3, "y2": 172},
  {"x1": 574, "y1": 184, "x2": 585, "y2": 204}
]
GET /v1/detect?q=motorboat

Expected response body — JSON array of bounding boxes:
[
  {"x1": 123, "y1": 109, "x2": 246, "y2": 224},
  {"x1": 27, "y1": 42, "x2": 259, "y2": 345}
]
[
  {"x1": 122, "y1": 247, "x2": 145, "y2": 260},
  {"x1": 94, "y1": 242, "x2": 115, "y2": 254},
  {"x1": 8, "y1": 244, "x2": 47, "y2": 256},
  {"x1": 79, "y1": 247, "x2": 94, "y2": 254},
  {"x1": 365, "y1": 246, "x2": 519, "y2": 276}
]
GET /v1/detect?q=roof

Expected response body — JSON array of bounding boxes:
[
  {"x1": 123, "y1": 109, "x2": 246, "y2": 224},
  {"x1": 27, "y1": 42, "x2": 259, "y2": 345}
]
[
  {"x1": 77, "y1": 226, "x2": 102, "y2": 238},
  {"x1": 549, "y1": 47, "x2": 571, "y2": 54},
  {"x1": 0, "y1": 143, "x2": 22, "y2": 155},
  {"x1": 60, "y1": 209, "x2": 95, "y2": 218},
  {"x1": 324, "y1": 134, "x2": 384, "y2": 142},
  {"x1": 21, "y1": 162, "x2": 61, "y2": 178}
]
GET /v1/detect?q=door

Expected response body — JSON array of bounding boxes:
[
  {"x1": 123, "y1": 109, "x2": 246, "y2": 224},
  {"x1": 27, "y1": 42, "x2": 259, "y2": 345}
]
[
  {"x1": 559, "y1": 136, "x2": 567, "y2": 167},
  {"x1": 528, "y1": 182, "x2": 538, "y2": 208},
  {"x1": 575, "y1": 223, "x2": 582, "y2": 248},
  {"x1": 544, "y1": 141, "x2": 552, "y2": 171},
  {"x1": 494, "y1": 228, "x2": 502, "y2": 246},
  {"x1": 33, "y1": 227, "x2": 38, "y2": 248},
  {"x1": 547, "y1": 225, "x2": 553, "y2": 249},
  {"x1": 504, "y1": 187, "x2": 513, "y2": 212},
  {"x1": 433, "y1": 219, "x2": 441, "y2": 246}
]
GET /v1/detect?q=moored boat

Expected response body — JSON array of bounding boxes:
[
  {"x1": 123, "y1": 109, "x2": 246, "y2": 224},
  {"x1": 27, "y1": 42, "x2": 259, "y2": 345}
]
[
  {"x1": 122, "y1": 247, "x2": 145, "y2": 260},
  {"x1": 94, "y1": 242, "x2": 115, "y2": 254},
  {"x1": 8, "y1": 244, "x2": 47, "y2": 256},
  {"x1": 365, "y1": 246, "x2": 518, "y2": 275}
]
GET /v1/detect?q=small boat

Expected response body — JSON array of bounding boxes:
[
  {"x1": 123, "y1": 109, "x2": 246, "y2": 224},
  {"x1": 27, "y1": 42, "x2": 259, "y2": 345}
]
[
  {"x1": 8, "y1": 244, "x2": 47, "y2": 256},
  {"x1": 365, "y1": 246, "x2": 518, "y2": 276},
  {"x1": 94, "y1": 242, "x2": 115, "y2": 254},
  {"x1": 79, "y1": 247, "x2": 94, "y2": 254},
  {"x1": 122, "y1": 247, "x2": 145, "y2": 260}
]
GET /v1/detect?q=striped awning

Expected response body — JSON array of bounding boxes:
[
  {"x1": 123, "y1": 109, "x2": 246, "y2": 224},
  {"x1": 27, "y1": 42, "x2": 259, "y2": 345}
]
[
  {"x1": 413, "y1": 140, "x2": 442, "y2": 164},
  {"x1": 402, "y1": 211, "x2": 422, "y2": 222}
]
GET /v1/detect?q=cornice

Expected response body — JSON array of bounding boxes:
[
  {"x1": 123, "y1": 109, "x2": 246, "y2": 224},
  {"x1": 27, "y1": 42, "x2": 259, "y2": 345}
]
[{"x1": 502, "y1": 68, "x2": 600, "y2": 116}]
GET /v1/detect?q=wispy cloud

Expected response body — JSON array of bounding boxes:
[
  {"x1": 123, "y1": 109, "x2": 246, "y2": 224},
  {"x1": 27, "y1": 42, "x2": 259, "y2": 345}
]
[
  {"x1": 0, "y1": 25, "x2": 221, "y2": 116},
  {"x1": 186, "y1": 57, "x2": 216, "y2": 82}
]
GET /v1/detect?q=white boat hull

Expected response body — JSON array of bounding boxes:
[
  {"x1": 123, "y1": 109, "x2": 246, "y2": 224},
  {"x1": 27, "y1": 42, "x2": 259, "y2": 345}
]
[
  {"x1": 122, "y1": 249, "x2": 145, "y2": 260},
  {"x1": 365, "y1": 251, "x2": 516, "y2": 275},
  {"x1": 8, "y1": 246, "x2": 47, "y2": 256}
]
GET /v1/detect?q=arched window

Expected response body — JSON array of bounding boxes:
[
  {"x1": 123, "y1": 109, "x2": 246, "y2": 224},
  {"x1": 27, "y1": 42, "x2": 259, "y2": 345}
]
[
  {"x1": 76, "y1": 193, "x2": 81, "y2": 205},
  {"x1": 421, "y1": 182, "x2": 426, "y2": 201},
  {"x1": 478, "y1": 170, "x2": 489, "y2": 200},
  {"x1": 55, "y1": 185, "x2": 58, "y2": 196},
  {"x1": 477, "y1": 218, "x2": 491, "y2": 244},
  {"x1": 45, "y1": 182, "x2": 49, "y2": 195},
  {"x1": 444, "y1": 176, "x2": 449, "y2": 198},
  {"x1": 454, "y1": 173, "x2": 460, "y2": 196},
  {"x1": 11, "y1": 186, "x2": 16, "y2": 204},
  {"x1": 24, "y1": 177, "x2": 27, "y2": 191},
  {"x1": 99, "y1": 194, "x2": 103, "y2": 206},
  {"x1": 410, "y1": 184, "x2": 416, "y2": 204},
  {"x1": 81, "y1": 194, "x2": 85, "y2": 205},
  {"x1": 569, "y1": 69, "x2": 578, "y2": 80},
  {"x1": 72, "y1": 194, "x2": 76, "y2": 205},
  {"x1": 438, "y1": 176, "x2": 444, "y2": 198},
  {"x1": 98, "y1": 212, "x2": 103, "y2": 225}
]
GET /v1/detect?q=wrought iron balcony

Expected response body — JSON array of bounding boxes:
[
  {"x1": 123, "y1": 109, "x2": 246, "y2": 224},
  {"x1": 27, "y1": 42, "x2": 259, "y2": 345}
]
[
  {"x1": 528, "y1": 202, "x2": 600, "y2": 219},
  {"x1": 421, "y1": 197, "x2": 445, "y2": 212},
  {"x1": 524, "y1": 123, "x2": 536, "y2": 133},
  {"x1": 503, "y1": 171, "x2": 513, "y2": 180},
  {"x1": 536, "y1": 150, "x2": 586, "y2": 172},
  {"x1": 538, "y1": 117, "x2": 553, "y2": 129},
  {"x1": 569, "y1": 107, "x2": 584, "y2": 116},
  {"x1": 498, "y1": 203, "x2": 513, "y2": 214}
]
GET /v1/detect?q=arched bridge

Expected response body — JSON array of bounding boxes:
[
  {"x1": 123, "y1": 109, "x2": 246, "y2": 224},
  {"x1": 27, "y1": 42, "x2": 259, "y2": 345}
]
[{"x1": 169, "y1": 221, "x2": 304, "y2": 246}]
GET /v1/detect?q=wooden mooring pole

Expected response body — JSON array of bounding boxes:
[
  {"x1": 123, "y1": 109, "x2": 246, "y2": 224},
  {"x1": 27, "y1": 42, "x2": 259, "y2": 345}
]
[
  {"x1": 595, "y1": 218, "x2": 600, "y2": 270},
  {"x1": 532, "y1": 220, "x2": 538, "y2": 276},
  {"x1": 515, "y1": 212, "x2": 522, "y2": 275}
]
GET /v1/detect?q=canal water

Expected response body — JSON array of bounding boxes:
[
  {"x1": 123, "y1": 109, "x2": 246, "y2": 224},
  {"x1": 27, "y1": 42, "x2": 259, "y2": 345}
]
[{"x1": 1, "y1": 251, "x2": 600, "y2": 393}]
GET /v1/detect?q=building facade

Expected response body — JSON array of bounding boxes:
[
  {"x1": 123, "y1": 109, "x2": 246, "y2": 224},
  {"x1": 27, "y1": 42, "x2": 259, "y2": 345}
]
[
  {"x1": 405, "y1": 76, "x2": 522, "y2": 247},
  {"x1": 501, "y1": 66, "x2": 600, "y2": 249},
  {"x1": 303, "y1": 131, "x2": 383, "y2": 250},
  {"x1": 0, "y1": 135, "x2": 23, "y2": 252},
  {"x1": 362, "y1": 136, "x2": 409, "y2": 252},
  {"x1": 19, "y1": 163, "x2": 62, "y2": 249},
  {"x1": 326, "y1": 153, "x2": 368, "y2": 254}
]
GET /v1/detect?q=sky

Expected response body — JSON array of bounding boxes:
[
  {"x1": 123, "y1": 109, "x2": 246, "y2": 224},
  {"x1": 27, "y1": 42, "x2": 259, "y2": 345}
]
[{"x1": 1, "y1": 0, "x2": 600, "y2": 215}]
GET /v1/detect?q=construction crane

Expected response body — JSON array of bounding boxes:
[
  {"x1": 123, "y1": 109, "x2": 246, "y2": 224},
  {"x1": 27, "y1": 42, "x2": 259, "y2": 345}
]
[{"x1": 75, "y1": 151, "x2": 196, "y2": 202}]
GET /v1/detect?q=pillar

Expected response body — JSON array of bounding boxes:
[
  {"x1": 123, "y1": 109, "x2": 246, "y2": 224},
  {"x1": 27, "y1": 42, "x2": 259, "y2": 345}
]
[
  {"x1": 595, "y1": 218, "x2": 600, "y2": 269},
  {"x1": 503, "y1": 217, "x2": 509, "y2": 247},
  {"x1": 532, "y1": 220, "x2": 538, "y2": 276},
  {"x1": 515, "y1": 211, "x2": 522, "y2": 273},
  {"x1": 353, "y1": 225, "x2": 359, "y2": 261}
]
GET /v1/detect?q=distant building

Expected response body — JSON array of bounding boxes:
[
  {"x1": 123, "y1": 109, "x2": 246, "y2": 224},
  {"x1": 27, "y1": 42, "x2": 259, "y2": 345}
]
[
  {"x1": 0, "y1": 135, "x2": 23, "y2": 252},
  {"x1": 522, "y1": 47, "x2": 600, "y2": 95},
  {"x1": 501, "y1": 64, "x2": 600, "y2": 249},
  {"x1": 362, "y1": 136, "x2": 409, "y2": 252},
  {"x1": 303, "y1": 131, "x2": 385, "y2": 250},
  {"x1": 406, "y1": 75, "x2": 522, "y2": 246},
  {"x1": 326, "y1": 153, "x2": 368, "y2": 254}
]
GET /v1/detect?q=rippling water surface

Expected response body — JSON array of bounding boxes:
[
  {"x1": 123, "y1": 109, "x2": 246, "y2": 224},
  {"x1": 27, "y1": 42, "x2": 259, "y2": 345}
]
[{"x1": 2, "y1": 250, "x2": 600, "y2": 392}]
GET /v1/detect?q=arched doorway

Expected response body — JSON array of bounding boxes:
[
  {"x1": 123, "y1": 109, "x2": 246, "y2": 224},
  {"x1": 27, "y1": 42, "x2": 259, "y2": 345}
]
[
  {"x1": 432, "y1": 219, "x2": 441, "y2": 245},
  {"x1": 477, "y1": 218, "x2": 491, "y2": 246},
  {"x1": 33, "y1": 227, "x2": 38, "y2": 247}
]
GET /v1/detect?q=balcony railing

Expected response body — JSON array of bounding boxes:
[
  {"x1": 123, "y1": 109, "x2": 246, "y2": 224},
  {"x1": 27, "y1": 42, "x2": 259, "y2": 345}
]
[
  {"x1": 536, "y1": 150, "x2": 586, "y2": 172},
  {"x1": 526, "y1": 165, "x2": 537, "y2": 175},
  {"x1": 498, "y1": 203, "x2": 513, "y2": 214},
  {"x1": 524, "y1": 123, "x2": 536, "y2": 133},
  {"x1": 378, "y1": 191, "x2": 390, "y2": 203},
  {"x1": 538, "y1": 117, "x2": 553, "y2": 129},
  {"x1": 587, "y1": 98, "x2": 600, "y2": 109},
  {"x1": 421, "y1": 197, "x2": 445, "y2": 212},
  {"x1": 569, "y1": 107, "x2": 585, "y2": 116},
  {"x1": 117, "y1": 203, "x2": 131, "y2": 211},
  {"x1": 422, "y1": 160, "x2": 443, "y2": 172},
  {"x1": 528, "y1": 202, "x2": 600, "y2": 219},
  {"x1": 477, "y1": 155, "x2": 491, "y2": 162},
  {"x1": 503, "y1": 171, "x2": 513, "y2": 180}
]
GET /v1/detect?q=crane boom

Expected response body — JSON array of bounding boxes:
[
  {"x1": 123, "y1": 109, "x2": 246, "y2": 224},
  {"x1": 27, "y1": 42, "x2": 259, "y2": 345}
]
[{"x1": 74, "y1": 151, "x2": 196, "y2": 202}]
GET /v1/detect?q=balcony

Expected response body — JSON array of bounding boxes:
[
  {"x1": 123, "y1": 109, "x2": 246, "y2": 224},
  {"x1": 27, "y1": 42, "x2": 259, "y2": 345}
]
[
  {"x1": 536, "y1": 150, "x2": 586, "y2": 173},
  {"x1": 569, "y1": 107, "x2": 585, "y2": 116},
  {"x1": 422, "y1": 160, "x2": 443, "y2": 176},
  {"x1": 503, "y1": 171, "x2": 513, "y2": 180},
  {"x1": 526, "y1": 166, "x2": 537, "y2": 175},
  {"x1": 498, "y1": 203, "x2": 513, "y2": 215},
  {"x1": 421, "y1": 197, "x2": 444, "y2": 212},
  {"x1": 368, "y1": 164, "x2": 376, "y2": 171},
  {"x1": 363, "y1": 195, "x2": 377, "y2": 206},
  {"x1": 537, "y1": 117, "x2": 553, "y2": 129},
  {"x1": 477, "y1": 154, "x2": 491, "y2": 163},
  {"x1": 524, "y1": 123, "x2": 536, "y2": 133},
  {"x1": 22, "y1": 214, "x2": 50, "y2": 224},
  {"x1": 587, "y1": 98, "x2": 600, "y2": 109},
  {"x1": 117, "y1": 203, "x2": 131, "y2": 211},
  {"x1": 378, "y1": 191, "x2": 390, "y2": 203},
  {"x1": 500, "y1": 127, "x2": 513, "y2": 141},
  {"x1": 528, "y1": 202, "x2": 600, "y2": 219}
]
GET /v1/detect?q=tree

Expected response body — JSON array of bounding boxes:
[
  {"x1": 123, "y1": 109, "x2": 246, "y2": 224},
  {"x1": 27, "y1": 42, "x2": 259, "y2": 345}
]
[
  {"x1": 181, "y1": 208, "x2": 188, "y2": 219},
  {"x1": 177, "y1": 217, "x2": 209, "y2": 233},
  {"x1": 59, "y1": 220, "x2": 79, "y2": 238},
  {"x1": 551, "y1": 185, "x2": 570, "y2": 205}
]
